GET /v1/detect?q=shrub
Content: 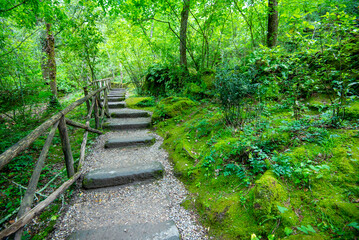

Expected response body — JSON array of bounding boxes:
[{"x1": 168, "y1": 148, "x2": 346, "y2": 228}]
[
  {"x1": 215, "y1": 67, "x2": 259, "y2": 126},
  {"x1": 142, "y1": 64, "x2": 189, "y2": 96}
]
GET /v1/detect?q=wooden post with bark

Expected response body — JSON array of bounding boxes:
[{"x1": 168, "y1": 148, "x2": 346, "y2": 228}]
[
  {"x1": 94, "y1": 97, "x2": 100, "y2": 129},
  {"x1": 0, "y1": 82, "x2": 110, "y2": 239},
  {"x1": 58, "y1": 116, "x2": 75, "y2": 178},
  {"x1": 14, "y1": 121, "x2": 59, "y2": 240},
  {"x1": 83, "y1": 86, "x2": 90, "y2": 113}
]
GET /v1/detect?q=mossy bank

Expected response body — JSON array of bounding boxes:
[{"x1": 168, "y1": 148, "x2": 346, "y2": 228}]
[{"x1": 149, "y1": 97, "x2": 359, "y2": 239}]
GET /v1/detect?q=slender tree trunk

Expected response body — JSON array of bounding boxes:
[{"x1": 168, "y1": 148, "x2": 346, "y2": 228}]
[
  {"x1": 267, "y1": 0, "x2": 278, "y2": 48},
  {"x1": 180, "y1": 0, "x2": 190, "y2": 67},
  {"x1": 40, "y1": 29, "x2": 49, "y2": 82},
  {"x1": 46, "y1": 23, "x2": 57, "y2": 97}
]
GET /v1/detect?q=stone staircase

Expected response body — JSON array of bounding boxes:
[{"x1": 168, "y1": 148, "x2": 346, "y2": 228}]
[{"x1": 65, "y1": 88, "x2": 181, "y2": 240}]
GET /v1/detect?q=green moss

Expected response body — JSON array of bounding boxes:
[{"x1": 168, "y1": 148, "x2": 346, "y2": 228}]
[
  {"x1": 152, "y1": 97, "x2": 196, "y2": 122},
  {"x1": 201, "y1": 71, "x2": 216, "y2": 90},
  {"x1": 153, "y1": 99, "x2": 359, "y2": 239},
  {"x1": 189, "y1": 83, "x2": 202, "y2": 94},
  {"x1": 285, "y1": 234, "x2": 326, "y2": 240},
  {"x1": 345, "y1": 101, "x2": 359, "y2": 120},
  {"x1": 125, "y1": 97, "x2": 155, "y2": 110},
  {"x1": 213, "y1": 138, "x2": 239, "y2": 153},
  {"x1": 253, "y1": 170, "x2": 288, "y2": 218},
  {"x1": 306, "y1": 94, "x2": 330, "y2": 111}
]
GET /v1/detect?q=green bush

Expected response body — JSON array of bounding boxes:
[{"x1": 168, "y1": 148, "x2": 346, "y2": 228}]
[
  {"x1": 143, "y1": 64, "x2": 189, "y2": 96},
  {"x1": 215, "y1": 67, "x2": 259, "y2": 126}
]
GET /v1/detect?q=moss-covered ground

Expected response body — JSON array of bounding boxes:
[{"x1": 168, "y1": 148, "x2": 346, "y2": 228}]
[{"x1": 144, "y1": 97, "x2": 359, "y2": 239}]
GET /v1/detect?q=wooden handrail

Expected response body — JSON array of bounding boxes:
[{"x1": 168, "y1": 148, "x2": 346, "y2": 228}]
[
  {"x1": 84, "y1": 77, "x2": 112, "y2": 88},
  {"x1": 0, "y1": 82, "x2": 110, "y2": 239},
  {"x1": 0, "y1": 86, "x2": 106, "y2": 170}
]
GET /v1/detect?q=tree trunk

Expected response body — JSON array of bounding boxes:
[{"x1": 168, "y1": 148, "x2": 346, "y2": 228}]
[
  {"x1": 40, "y1": 29, "x2": 49, "y2": 83},
  {"x1": 46, "y1": 23, "x2": 57, "y2": 97},
  {"x1": 267, "y1": 0, "x2": 278, "y2": 48},
  {"x1": 180, "y1": 0, "x2": 190, "y2": 67}
]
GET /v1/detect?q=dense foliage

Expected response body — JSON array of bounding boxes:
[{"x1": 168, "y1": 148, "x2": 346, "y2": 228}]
[{"x1": 1, "y1": 0, "x2": 359, "y2": 239}]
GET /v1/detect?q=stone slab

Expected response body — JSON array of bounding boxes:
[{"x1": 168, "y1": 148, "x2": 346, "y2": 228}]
[
  {"x1": 110, "y1": 108, "x2": 150, "y2": 118},
  {"x1": 108, "y1": 93, "x2": 125, "y2": 97},
  {"x1": 103, "y1": 118, "x2": 151, "y2": 130},
  {"x1": 82, "y1": 161, "x2": 164, "y2": 189},
  {"x1": 107, "y1": 97, "x2": 125, "y2": 102},
  {"x1": 105, "y1": 136, "x2": 155, "y2": 148},
  {"x1": 110, "y1": 88, "x2": 126, "y2": 91},
  {"x1": 67, "y1": 221, "x2": 180, "y2": 240},
  {"x1": 108, "y1": 102, "x2": 126, "y2": 109}
]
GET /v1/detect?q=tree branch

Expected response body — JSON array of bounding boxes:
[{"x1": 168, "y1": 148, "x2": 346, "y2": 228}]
[
  {"x1": 0, "y1": 0, "x2": 27, "y2": 13},
  {"x1": 142, "y1": 17, "x2": 199, "y2": 69},
  {"x1": 0, "y1": 28, "x2": 40, "y2": 57}
]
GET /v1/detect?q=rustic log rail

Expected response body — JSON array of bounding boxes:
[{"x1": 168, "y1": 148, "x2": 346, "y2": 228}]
[{"x1": 0, "y1": 78, "x2": 112, "y2": 239}]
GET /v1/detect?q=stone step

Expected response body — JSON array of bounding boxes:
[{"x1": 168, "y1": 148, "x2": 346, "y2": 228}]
[
  {"x1": 108, "y1": 94, "x2": 126, "y2": 98},
  {"x1": 107, "y1": 97, "x2": 125, "y2": 102},
  {"x1": 110, "y1": 108, "x2": 150, "y2": 118},
  {"x1": 67, "y1": 221, "x2": 180, "y2": 240},
  {"x1": 110, "y1": 88, "x2": 126, "y2": 92},
  {"x1": 82, "y1": 161, "x2": 164, "y2": 189},
  {"x1": 108, "y1": 102, "x2": 126, "y2": 109},
  {"x1": 105, "y1": 136, "x2": 155, "y2": 148},
  {"x1": 103, "y1": 118, "x2": 151, "y2": 130}
]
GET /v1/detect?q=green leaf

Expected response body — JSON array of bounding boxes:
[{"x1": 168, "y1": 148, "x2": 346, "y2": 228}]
[
  {"x1": 306, "y1": 225, "x2": 316, "y2": 233},
  {"x1": 277, "y1": 205, "x2": 288, "y2": 213},
  {"x1": 348, "y1": 222, "x2": 359, "y2": 230},
  {"x1": 284, "y1": 227, "x2": 293, "y2": 236}
]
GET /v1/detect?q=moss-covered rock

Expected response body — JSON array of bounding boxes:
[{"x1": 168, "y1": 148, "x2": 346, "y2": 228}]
[
  {"x1": 253, "y1": 171, "x2": 289, "y2": 218},
  {"x1": 305, "y1": 94, "x2": 330, "y2": 111},
  {"x1": 200, "y1": 69, "x2": 216, "y2": 90},
  {"x1": 152, "y1": 97, "x2": 196, "y2": 122},
  {"x1": 345, "y1": 101, "x2": 359, "y2": 120},
  {"x1": 125, "y1": 97, "x2": 155, "y2": 108}
]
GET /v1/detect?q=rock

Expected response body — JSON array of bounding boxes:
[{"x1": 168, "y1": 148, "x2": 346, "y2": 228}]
[
  {"x1": 82, "y1": 161, "x2": 164, "y2": 189},
  {"x1": 253, "y1": 170, "x2": 288, "y2": 218},
  {"x1": 152, "y1": 97, "x2": 196, "y2": 122}
]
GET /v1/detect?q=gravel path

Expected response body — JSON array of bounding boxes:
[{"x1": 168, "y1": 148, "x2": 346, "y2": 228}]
[{"x1": 51, "y1": 119, "x2": 208, "y2": 239}]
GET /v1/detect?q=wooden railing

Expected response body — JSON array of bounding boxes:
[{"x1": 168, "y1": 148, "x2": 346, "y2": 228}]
[{"x1": 0, "y1": 78, "x2": 111, "y2": 239}]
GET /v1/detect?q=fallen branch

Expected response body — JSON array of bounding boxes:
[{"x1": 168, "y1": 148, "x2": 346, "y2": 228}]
[{"x1": 0, "y1": 176, "x2": 48, "y2": 198}]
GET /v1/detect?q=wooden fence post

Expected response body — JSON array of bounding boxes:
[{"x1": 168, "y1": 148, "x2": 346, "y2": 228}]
[
  {"x1": 94, "y1": 98, "x2": 100, "y2": 129},
  {"x1": 83, "y1": 87, "x2": 90, "y2": 113},
  {"x1": 14, "y1": 121, "x2": 59, "y2": 240},
  {"x1": 58, "y1": 116, "x2": 74, "y2": 178}
]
